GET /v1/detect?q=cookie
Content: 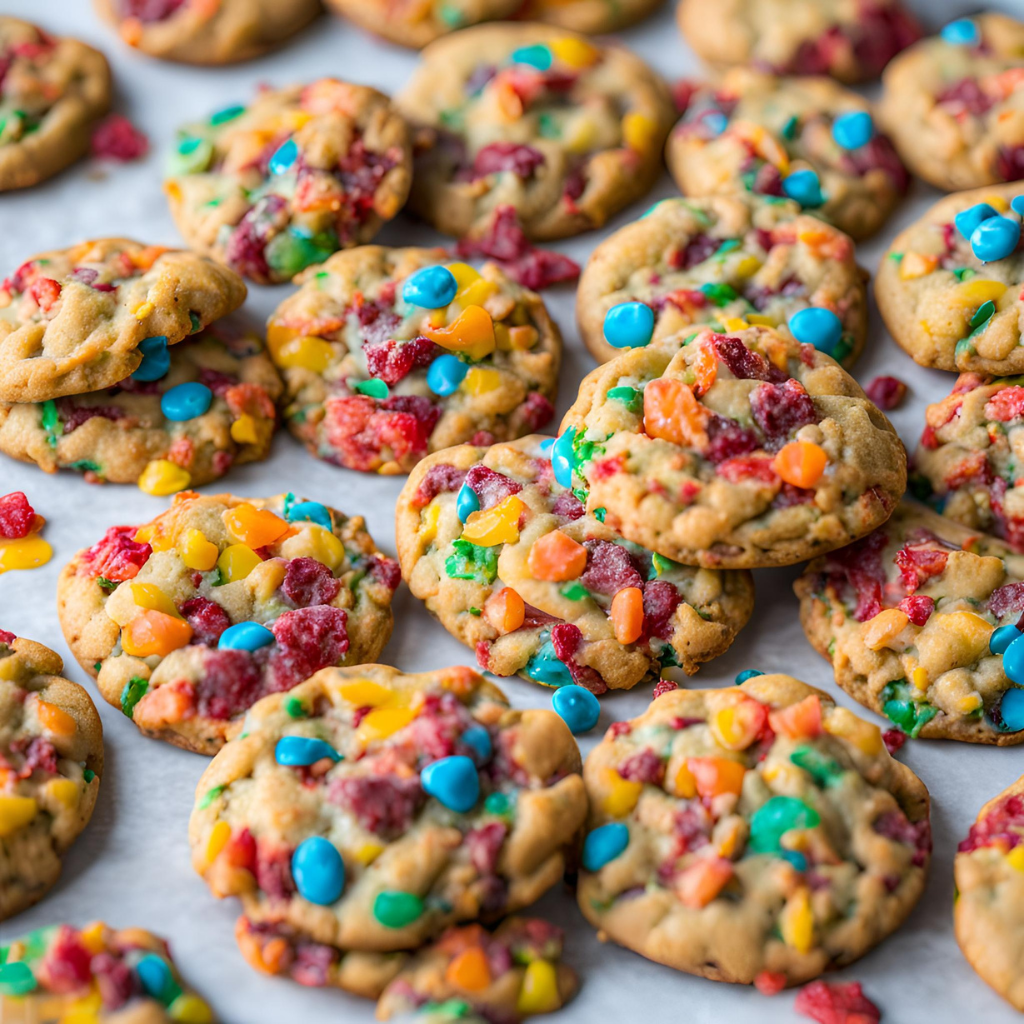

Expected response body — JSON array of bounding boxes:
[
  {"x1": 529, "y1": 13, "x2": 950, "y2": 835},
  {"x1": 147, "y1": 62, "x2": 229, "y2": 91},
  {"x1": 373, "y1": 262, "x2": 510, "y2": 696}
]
[
  {"x1": 876, "y1": 183, "x2": 1024, "y2": 374},
  {"x1": 677, "y1": 0, "x2": 921, "y2": 84},
  {"x1": 324, "y1": 0, "x2": 521, "y2": 49},
  {"x1": 0, "y1": 18, "x2": 112, "y2": 192},
  {"x1": 0, "y1": 921, "x2": 214, "y2": 1020},
  {"x1": 57, "y1": 491, "x2": 400, "y2": 755},
  {"x1": 520, "y1": 0, "x2": 664, "y2": 36},
  {"x1": 93, "y1": 0, "x2": 320, "y2": 65},
  {"x1": 396, "y1": 24, "x2": 674, "y2": 241},
  {"x1": 396, "y1": 436, "x2": 754, "y2": 691},
  {"x1": 877, "y1": 13, "x2": 1024, "y2": 192},
  {"x1": 0, "y1": 316, "x2": 282, "y2": 491},
  {"x1": 577, "y1": 674, "x2": 930, "y2": 987},
  {"x1": 0, "y1": 238, "x2": 246, "y2": 404},
  {"x1": 165, "y1": 80, "x2": 412, "y2": 285},
  {"x1": 189, "y1": 665, "x2": 587, "y2": 956},
  {"x1": 666, "y1": 68, "x2": 909, "y2": 242},
  {"x1": 556, "y1": 322, "x2": 906, "y2": 569},
  {"x1": 267, "y1": 247, "x2": 561, "y2": 475},
  {"x1": 0, "y1": 633, "x2": 103, "y2": 921},
  {"x1": 795, "y1": 499, "x2": 1024, "y2": 744},
  {"x1": 576, "y1": 194, "x2": 867, "y2": 367}
]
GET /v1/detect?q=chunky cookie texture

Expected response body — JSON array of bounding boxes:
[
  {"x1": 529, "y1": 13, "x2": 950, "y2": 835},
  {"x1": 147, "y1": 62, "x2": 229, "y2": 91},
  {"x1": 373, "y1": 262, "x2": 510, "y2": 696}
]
[
  {"x1": 0, "y1": 634, "x2": 103, "y2": 921},
  {"x1": 189, "y1": 665, "x2": 587, "y2": 958},
  {"x1": 57, "y1": 491, "x2": 399, "y2": 755},
  {"x1": 520, "y1": 0, "x2": 663, "y2": 36},
  {"x1": 557, "y1": 323, "x2": 905, "y2": 569},
  {"x1": 878, "y1": 13, "x2": 1024, "y2": 192},
  {"x1": 325, "y1": 0, "x2": 521, "y2": 49},
  {"x1": 577, "y1": 675, "x2": 930, "y2": 987},
  {"x1": 576, "y1": 194, "x2": 867, "y2": 367},
  {"x1": 795, "y1": 500, "x2": 1024, "y2": 744},
  {"x1": 397, "y1": 436, "x2": 754, "y2": 691},
  {"x1": 268, "y1": 247, "x2": 561, "y2": 475},
  {"x1": 667, "y1": 69, "x2": 908, "y2": 241},
  {"x1": 166, "y1": 80, "x2": 412, "y2": 285},
  {"x1": 396, "y1": 24, "x2": 675, "y2": 241},
  {"x1": 0, "y1": 238, "x2": 246, "y2": 404}
]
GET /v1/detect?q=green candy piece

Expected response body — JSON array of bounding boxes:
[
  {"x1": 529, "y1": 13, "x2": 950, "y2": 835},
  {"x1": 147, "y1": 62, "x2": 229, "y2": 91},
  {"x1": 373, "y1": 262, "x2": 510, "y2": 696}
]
[
  {"x1": 700, "y1": 282, "x2": 738, "y2": 307},
  {"x1": 265, "y1": 229, "x2": 337, "y2": 278},
  {"x1": 484, "y1": 791, "x2": 512, "y2": 817},
  {"x1": 0, "y1": 961, "x2": 37, "y2": 996},
  {"x1": 354, "y1": 378, "x2": 389, "y2": 400},
  {"x1": 789, "y1": 745, "x2": 844, "y2": 786},
  {"x1": 716, "y1": 239, "x2": 741, "y2": 256},
  {"x1": 781, "y1": 114, "x2": 799, "y2": 139},
  {"x1": 560, "y1": 582, "x2": 589, "y2": 601},
  {"x1": 41, "y1": 399, "x2": 60, "y2": 449},
  {"x1": 445, "y1": 539, "x2": 498, "y2": 584},
  {"x1": 120, "y1": 676, "x2": 149, "y2": 719},
  {"x1": 881, "y1": 681, "x2": 937, "y2": 738},
  {"x1": 593, "y1": 507, "x2": 607, "y2": 523},
  {"x1": 285, "y1": 696, "x2": 307, "y2": 719},
  {"x1": 538, "y1": 113, "x2": 560, "y2": 139},
  {"x1": 969, "y1": 300, "x2": 996, "y2": 329},
  {"x1": 97, "y1": 577, "x2": 118, "y2": 592},
  {"x1": 168, "y1": 135, "x2": 214, "y2": 176},
  {"x1": 607, "y1": 386, "x2": 642, "y2": 413},
  {"x1": 749, "y1": 795, "x2": 820, "y2": 854},
  {"x1": 650, "y1": 552, "x2": 681, "y2": 578},
  {"x1": 210, "y1": 104, "x2": 245, "y2": 125},
  {"x1": 68, "y1": 460, "x2": 100, "y2": 473},
  {"x1": 198, "y1": 785, "x2": 226, "y2": 810},
  {"x1": 83, "y1": 768, "x2": 96, "y2": 784},
  {"x1": 373, "y1": 891, "x2": 424, "y2": 928}
]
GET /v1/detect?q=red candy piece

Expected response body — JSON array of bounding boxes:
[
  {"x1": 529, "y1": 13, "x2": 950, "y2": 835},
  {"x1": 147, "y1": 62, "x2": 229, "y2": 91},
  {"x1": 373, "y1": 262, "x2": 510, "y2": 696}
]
[
  {"x1": 794, "y1": 980, "x2": 881, "y2": 1024},
  {"x1": 0, "y1": 491, "x2": 36, "y2": 539},
  {"x1": 472, "y1": 142, "x2": 545, "y2": 179},
  {"x1": 463, "y1": 464, "x2": 523, "y2": 510},
  {"x1": 865, "y1": 376, "x2": 907, "y2": 412},
  {"x1": 27, "y1": 277, "x2": 61, "y2": 312},
  {"x1": 882, "y1": 728, "x2": 906, "y2": 756},
  {"x1": 959, "y1": 794, "x2": 1024, "y2": 853},
  {"x1": 328, "y1": 773, "x2": 426, "y2": 839},
  {"x1": 750, "y1": 379, "x2": 818, "y2": 443},
  {"x1": 579, "y1": 540, "x2": 643, "y2": 596},
  {"x1": 412, "y1": 463, "x2": 467, "y2": 507},
  {"x1": 894, "y1": 545, "x2": 948, "y2": 594},
  {"x1": 281, "y1": 557, "x2": 342, "y2": 608},
  {"x1": 91, "y1": 115, "x2": 149, "y2": 161},
  {"x1": 363, "y1": 336, "x2": 440, "y2": 386},
  {"x1": 195, "y1": 649, "x2": 263, "y2": 720},
  {"x1": 180, "y1": 597, "x2": 232, "y2": 647},
  {"x1": 80, "y1": 525, "x2": 152, "y2": 582},
  {"x1": 642, "y1": 580, "x2": 682, "y2": 640},
  {"x1": 617, "y1": 748, "x2": 665, "y2": 785},
  {"x1": 269, "y1": 605, "x2": 350, "y2": 690},
  {"x1": 713, "y1": 334, "x2": 787, "y2": 382},
  {"x1": 897, "y1": 594, "x2": 934, "y2": 626}
]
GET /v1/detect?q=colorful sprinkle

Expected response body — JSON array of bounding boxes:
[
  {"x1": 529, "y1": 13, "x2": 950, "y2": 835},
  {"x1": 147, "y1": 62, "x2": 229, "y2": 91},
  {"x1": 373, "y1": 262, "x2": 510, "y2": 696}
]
[
  {"x1": 971, "y1": 216, "x2": 1020, "y2": 262},
  {"x1": 831, "y1": 111, "x2": 874, "y2": 150},
  {"x1": 133, "y1": 336, "x2": 171, "y2": 382},
  {"x1": 582, "y1": 822, "x2": 629, "y2": 871},
  {"x1": 373, "y1": 890, "x2": 424, "y2": 928},
  {"x1": 421, "y1": 755, "x2": 479, "y2": 812},
  {"x1": 426, "y1": 353, "x2": 468, "y2": 396},
  {"x1": 782, "y1": 169, "x2": 824, "y2": 208},
  {"x1": 402, "y1": 265, "x2": 458, "y2": 308},
  {"x1": 552, "y1": 684, "x2": 600, "y2": 734},
  {"x1": 161, "y1": 382, "x2": 213, "y2": 422},
  {"x1": 603, "y1": 301, "x2": 654, "y2": 349},
  {"x1": 275, "y1": 736, "x2": 342, "y2": 766},
  {"x1": 218, "y1": 621, "x2": 275, "y2": 651}
]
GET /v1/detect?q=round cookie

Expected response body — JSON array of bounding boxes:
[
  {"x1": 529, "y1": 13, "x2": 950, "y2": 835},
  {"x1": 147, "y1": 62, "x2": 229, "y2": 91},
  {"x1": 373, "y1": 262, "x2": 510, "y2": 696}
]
[
  {"x1": 520, "y1": 0, "x2": 664, "y2": 36},
  {"x1": 677, "y1": 0, "x2": 921, "y2": 84},
  {"x1": 577, "y1": 674, "x2": 930, "y2": 987},
  {"x1": 396, "y1": 24, "x2": 675, "y2": 241},
  {"x1": 165, "y1": 80, "x2": 412, "y2": 285},
  {"x1": 324, "y1": 0, "x2": 521, "y2": 49},
  {"x1": 57, "y1": 491, "x2": 400, "y2": 755},
  {"x1": 93, "y1": 0, "x2": 320, "y2": 65},
  {"x1": 666, "y1": 68, "x2": 909, "y2": 242},
  {"x1": 0, "y1": 238, "x2": 246, "y2": 404},
  {"x1": 0, "y1": 921, "x2": 215, "y2": 1020},
  {"x1": 189, "y1": 665, "x2": 587, "y2": 955},
  {"x1": 0, "y1": 632, "x2": 103, "y2": 921},
  {"x1": 267, "y1": 247, "x2": 561, "y2": 475},
  {"x1": 877, "y1": 13, "x2": 1024, "y2": 192},
  {"x1": 0, "y1": 316, "x2": 282, "y2": 490},
  {"x1": 576, "y1": 194, "x2": 867, "y2": 367},
  {"x1": 876, "y1": 183, "x2": 1024, "y2": 374},
  {"x1": 794, "y1": 499, "x2": 1024, "y2": 744},
  {"x1": 0, "y1": 18, "x2": 112, "y2": 192},
  {"x1": 556, "y1": 322, "x2": 906, "y2": 569},
  {"x1": 396, "y1": 436, "x2": 754, "y2": 691}
]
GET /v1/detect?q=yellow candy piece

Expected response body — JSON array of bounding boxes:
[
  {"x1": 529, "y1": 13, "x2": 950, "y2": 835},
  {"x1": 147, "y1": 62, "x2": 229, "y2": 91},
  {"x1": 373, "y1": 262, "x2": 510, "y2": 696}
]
[
  {"x1": 216, "y1": 544, "x2": 262, "y2": 583},
  {"x1": 421, "y1": 502, "x2": 441, "y2": 544},
  {"x1": 602, "y1": 769, "x2": 642, "y2": 817},
  {"x1": 139, "y1": 459, "x2": 191, "y2": 496},
  {"x1": 46, "y1": 778, "x2": 81, "y2": 810},
  {"x1": 985, "y1": 194, "x2": 1010, "y2": 212},
  {"x1": 549, "y1": 36, "x2": 598, "y2": 67},
  {"x1": 133, "y1": 301, "x2": 154, "y2": 320},
  {"x1": 336, "y1": 680, "x2": 395, "y2": 707},
  {"x1": 358, "y1": 706, "x2": 417, "y2": 742},
  {"x1": 463, "y1": 367, "x2": 502, "y2": 396},
  {"x1": 447, "y1": 262, "x2": 482, "y2": 290},
  {"x1": 508, "y1": 325, "x2": 539, "y2": 350},
  {"x1": 899, "y1": 252, "x2": 939, "y2": 280},
  {"x1": 1007, "y1": 845, "x2": 1024, "y2": 872},
  {"x1": 180, "y1": 528, "x2": 219, "y2": 572},
  {"x1": 461, "y1": 495, "x2": 527, "y2": 545},
  {"x1": 517, "y1": 959, "x2": 561, "y2": 1014},
  {"x1": 746, "y1": 313, "x2": 775, "y2": 326},
  {"x1": 674, "y1": 761, "x2": 696, "y2": 799},
  {"x1": 205, "y1": 820, "x2": 231, "y2": 866},
  {"x1": 933, "y1": 611, "x2": 993, "y2": 662},
  {"x1": 0, "y1": 795, "x2": 38, "y2": 836},
  {"x1": 823, "y1": 707, "x2": 883, "y2": 756},
  {"x1": 780, "y1": 887, "x2": 814, "y2": 953},
  {"x1": 78, "y1": 923, "x2": 108, "y2": 955},
  {"x1": 862, "y1": 608, "x2": 910, "y2": 651},
  {"x1": 131, "y1": 582, "x2": 181, "y2": 618},
  {"x1": 0, "y1": 536, "x2": 52, "y2": 574},
  {"x1": 957, "y1": 692, "x2": 983, "y2": 714},
  {"x1": 563, "y1": 116, "x2": 598, "y2": 154},
  {"x1": 231, "y1": 414, "x2": 259, "y2": 445},
  {"x1": 354, "y1": 842, "x2": 385, "y2": 865},
  {"x1": 733, "y1": 255, "x2": 762, "y2": 279},
  {"x1": 273, "y1": 335, "x2": 334, "y2": 373},
  {"x1": 62, "y1": 989, "x2": 103, "y2": 1024},
  {"x1": 911, "y1": 666, "x2": 929, "y2": 691},
  {"x1": 954, "y1": 279, "x2": 1007, "y2": 306},
  {"x1": 169, "y1": 993, "x2": 215, "y2": 1024},
  {"x1": 622, "y1": 111, "x2": 656, "y2": 152},
  {"x1": 301, "y1": 525, "x2": 345, "y2": 571},
  {"x1": 423, "y1": 305, "x2": 496, "y2": 360},
  {"x1": 720, "y1": 317, "x2": 749, "y2": 332}
]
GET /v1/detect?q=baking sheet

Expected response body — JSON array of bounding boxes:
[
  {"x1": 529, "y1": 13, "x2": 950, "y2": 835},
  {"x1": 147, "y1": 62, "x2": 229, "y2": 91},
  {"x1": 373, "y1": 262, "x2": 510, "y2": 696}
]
[{"x1": 2, "y1": 0, "x2": 1023, "y2": 1020}]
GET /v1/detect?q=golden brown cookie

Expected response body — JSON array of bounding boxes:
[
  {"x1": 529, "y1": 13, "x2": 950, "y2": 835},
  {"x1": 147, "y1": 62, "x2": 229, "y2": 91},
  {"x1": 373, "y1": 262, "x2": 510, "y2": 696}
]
[
  {"x1": 522, "y1": 0, "x2": 664, "y2": 35},
  {"x1": 324, "y1": 0, "x2": 521, "y2": 49}
]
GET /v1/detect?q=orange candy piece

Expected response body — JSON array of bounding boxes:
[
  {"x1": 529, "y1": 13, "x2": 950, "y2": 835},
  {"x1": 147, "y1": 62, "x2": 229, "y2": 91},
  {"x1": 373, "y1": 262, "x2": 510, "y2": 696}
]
[
  {"x1": 690, "y1": 340, "x2": 718, "y2": 396},
  {"x1": 527, "y1": 530, "x2": 588, "y2": 582},
  {"x1": 223, "y1": 504, "x2": 289, "y2": 549},
  {"x1": 643, "y1": 378, "x2": 709, "y2": 448},
  {"x1": 676, "y1": 857, "x2": 734, "y2": 909},
  {"x1": 132, "y1": 681, "x2": 195, "y2": 728},
  {"x1": 686, "y1": 757, "x2": 746, "y2": 800},
  {"x1": 484, "y1": 587, "x2": 526, "y2": 634},
  {"x1": 445, "y1": 946, "x2": 492, "y2": 991},
  {"x1": 710, "y1": 698, "x2": 769, "y2": 751},
  {"x1": 772, "y1": 441, "x2": 827, "y2": 489},
  {"x1": 611, "y1": 587, "x2": 644, "y2": 644},
  {"x1": 121, "y1": 609, "x2": 193, "y2": 658},
  {"x1": 423, "y1": 305, "x2": 496, "y2": 358},
  {"x1": 35, "y1": 700, "x2": 77, "y2": 737},
  {"x1": 769, "y1": 694, "x2": 823, "y2": 740}
]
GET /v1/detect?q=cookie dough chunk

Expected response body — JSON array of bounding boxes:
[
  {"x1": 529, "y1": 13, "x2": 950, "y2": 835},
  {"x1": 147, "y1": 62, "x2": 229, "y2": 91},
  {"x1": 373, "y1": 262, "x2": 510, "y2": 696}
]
[
  {"x1": 397, "y1": 436, "x2": 754, "y2": 691},
  {"x1": 667, "y1": 69, "x2": 908, "y2": 241},
  {"x1": 166, "y1": 81, "x2": 412, "y2": 285},
  {"x1": 677, "y1": 0, "x2": 921, "y2": 84},
  {"x1": 396, "y1": 24, "x2": 674, "y2": 241},
  {"x1": 521, "y1": 0, "x2": 664, "y2": 36},
  {"x1": 57, "y1": 491, "x2": 400, "y2": 755},
  {"x1": 577, "y1": 675, "x2": 930, "y2": 987},
  {"x1": 876, "y1": 184, "x2": 1024, "y2": 374},
  {"x1": 189, "y1": 665, "x2": 587, "y2": 955},
  {"x1": 94, "y1": 0, "x2": 320, "y2": 65},
  {"x1": 268, "y1": 247, "x2": 561, "y2": 475},
  {"x1": 0, "y1": 633, "x2": 102, "y2": 921},
  {"x1": 0, "y1": 316, "x2": 282, "y2": 489},
  {"x1": 557, "y1": 323, "x2": 905, "y2": 569},
  {"x1": 0, "y1": 238, "x2": 246, "y2": 404},
  {"x1": 0, "y1": 921, "x2": 214, "y2": 1020},
  {"x1": 878, "y1": 14, "x2": 1024, "y2": 192},
  {"x1": 795, "y1": 500, "x2": 1024, "y2": 744},
  {"x1": 577, "y1": 194, "x2": 867, "y2": 366},
  {"x1": 325, "y1": 0, "x2": 521, "y2": 49},
  {"x1": 0, "y1": 18, "x2": 111, "y2": 191}
]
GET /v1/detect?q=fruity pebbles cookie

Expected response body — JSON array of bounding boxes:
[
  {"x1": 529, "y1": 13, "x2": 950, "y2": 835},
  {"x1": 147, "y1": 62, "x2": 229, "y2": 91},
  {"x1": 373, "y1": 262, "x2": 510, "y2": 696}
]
[
  {"x1": 396, "y1": 24, "x2": 675, "y2": 241},
  {"x1": 667, "y1": 68, "x2": 909, "y2": 242},
  {"x1": 878, "y1": 13, "x2": 1024, "y2": 192},
  {"x1": 397, "y1": 436, "x2": 754, "y2": 691},
  {"x1": 876, "y1": 183, "x2": 1024, "y2": 374},
  {"x1": 520, "y1": 0, "x2": 663, "y2": 36},
  {"x1": 189, "y1": 664, "x2": 587, "y2": 960},
  {"x1": 166, "y1": 80, "x2": 412, "y2": 285},
  {"x1": 557, "y1": 322, "x2": 906, "y2": 569},
  {"x1": 267, "y1": 247, "x2": 561, "y2": 475},
  {"x1": 795, "y1": 500, "x2": 1024, "y2": 744},
  {"x1": 0, "y1": 316, "x2": 282, "y2": 491},
  {"x1": 577, "y1": 674, "x2": 930, "y2": 987},
  {"x1": 0, "y1": 633, "x2": 102, "y2": 921},
  {"x1": 57, "y1": 492, "x2": 400, "y2": 755},
  {"x1": 0, "y1": 238, "x2": 246, "y2": 404},
  {"x1": 0, "y1": 18, "x2": 111, "y2": 192},
  {"x1": 576, "y1": 193, "x2": 867, "y2": 367}
]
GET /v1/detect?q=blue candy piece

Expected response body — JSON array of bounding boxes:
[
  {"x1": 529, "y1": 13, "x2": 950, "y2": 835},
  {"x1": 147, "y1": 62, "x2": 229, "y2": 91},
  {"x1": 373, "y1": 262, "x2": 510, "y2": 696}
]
[
  {"x1": 275, "y1": 736, "x2": 342, "y2": 766},
  {"x1": 403, "y1": 265, "x2": 458, "y2": 308},
  {"x1": 735, "y1": 669, "x2": 764, "y2": 684},
  {"x1": 136, "y1": 954, "x2": 174, "y2": 1002},
  {"x1": 456, "y1": 483, "x2": 481, "y2": 523},
  {"x1": 782, "y1": 169, "x2": 824, "y2": 209},
  {"x1": 702, "y1": 110, "x2": 728, "y2": 137},
  {"x1": 421, "y1": 755, "x2": 480, "y2": 813},
  {"x1": 955, "y1": 202, "x2": 998, "y2": 241},
  {"x1": 991, "y1": 624, "x2": 1022, "y2": 655},
  {"x1": 292, "y1": 836, "x2": 346, "y2": 905},
  {"x1": 971, "y1": 216, "x2": 1021, "y2": 263},
  {"x1": 538, "y1": 437, "x2": 555, "y2": 454},
  {"x1": 287, "y1": 500, "x2": 332, "y2": 531},
  {"x1": 831, "y1": 111, "x2": 874, "y2": 150},
  {"x1": 511, "y1": 43, "x2": 552, "y2": 70},
  {"x1": 524, "y1": 641, "x2": 574, "y2": 687},
  {"x1": 788, "y1": 307, "x2": 843, "y2": 355},
  {"x1": 1013, "y1": 196, "x2": 1024, "y2": 218},
  {"x1": 551, "y1": 427, "x2": 576, "y2": 489},
  {"x1": 1004, "y1": 634, "x2": 1024, "y2": 685},
  {"x1": 132, "y1": 336, "x2": 171, "y2": 382},
  {"x1": 426, "y1": 353, "x2": 468, "y2": 396},
  {"x1": 552, "y1": 684, "x2": 600, "y2": 734},
  {"x1": 269, "y1": 138, "x2": 298, "y2": 175},
  {"x1": 779, "y1": 849, "x2": 808, "y2": 872},
  {"x1": 461, "y1": 724, "x2": 493, "y2": 761},
  {"x1": 160, "y1": 382, "x2": 213, "y2": 422},
  {"x1": 941, "y1": 18, "x2": 980, "y2": 46},
  {"x1": 219, "y1": 621, "x2": 275, "y2": 652},
  {"x1": 582, "y1": 822, "x2": 629, "y2": 872},
  {"x1": 1000, "y1": 688, "x2": 1024, "y2": 732},
  {"x1": 603, "y1": 301, "x2": 655, "y2": 349}
]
